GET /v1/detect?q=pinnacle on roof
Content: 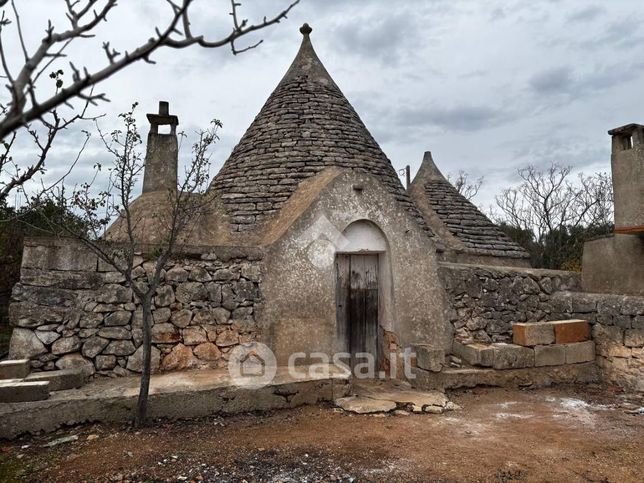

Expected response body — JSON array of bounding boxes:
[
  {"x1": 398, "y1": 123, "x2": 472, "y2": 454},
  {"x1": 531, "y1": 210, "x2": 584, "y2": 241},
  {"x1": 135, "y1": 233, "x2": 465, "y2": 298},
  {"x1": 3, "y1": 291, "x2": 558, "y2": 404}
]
[{"x1": 210, "y1": 23, "x2": 432, "y2": 235}]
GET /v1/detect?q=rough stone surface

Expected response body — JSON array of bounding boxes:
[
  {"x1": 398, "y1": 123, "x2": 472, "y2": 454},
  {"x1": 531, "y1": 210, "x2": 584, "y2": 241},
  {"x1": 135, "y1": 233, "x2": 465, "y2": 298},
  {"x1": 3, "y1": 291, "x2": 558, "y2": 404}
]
[
  {"x1": 420, "y1": 175, "x2": 528, "y2": 258},
  {"x1": 81, "y1": 336, "x2": 109, "y2": 359},
  {"x1": 51, "y1": 336, "x2": 81, "y2": 355},
  {"x1": 0, "y1": 381, "x2": 49, "y2": 403},
  {"x1": 104, "y1": 311, "x2": 131, "y2": 326},
  {"x1": 9, "y1": 328, "x2": 47, "y2": 359},
  {"x1": 0, "y1": 359, "x2": 31, "y2": 379},
  {"x1": 552, "y1": 320, "x2": 590, "y2": 344},
  {"x1": 492, "y1": 343, "x2": 535, "y2": 369},
  {"x1": 126, "y1": 345, "x2": 161, "y2": 373},
  {"x1": 452, "y1": 341, "x2": 494, "y2": 367},
  {"x1": 7, "y1": 247, "x2": 263, "y2": 378},
  {"x1": 513, "y1": 323, "x2": 555, "y2": 347},
  {"x1": 209, "y1": 32, "x2": 432, "y2": 235},
  {"x1": 55, "y1": 353, "x2": 95, "y2": 377},
  {"x1": 534, "y1": 344, "x2": 566, "y2": 367},
  {"x1": 193, "y1": 342, "x2": 222, "y2": 361},
  {"x1": 160, "y1": 344, "x2": 198, "y2": 371},
  {"x1": 564, "y1": 341, "x2": 595, "y2": 364},
  {"x1": 412, "y1": 344, "x2": 444, "y2": 372},
  {"x1": 335, "y1": 396, "x2": 397, "y2": 414},
  {"x1": 182, "y1": 327, "x2": 208, "y2": 346},
  {"x1": 103, "y1": 340, "x2": 136, "y2": 356},
  {"x1": 439, "y1": 263, "x2": 581, "y2": 344}
]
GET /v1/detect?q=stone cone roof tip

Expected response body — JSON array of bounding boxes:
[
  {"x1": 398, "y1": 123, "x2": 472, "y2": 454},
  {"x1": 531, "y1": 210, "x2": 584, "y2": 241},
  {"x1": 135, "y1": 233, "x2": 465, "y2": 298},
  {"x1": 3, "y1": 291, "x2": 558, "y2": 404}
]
[
  {"x1": 413, "y1": 151, "x2": 448, "y2": 184},
  {"x1": 211, "y1": 23, "x2": 432, "y2": 235}
]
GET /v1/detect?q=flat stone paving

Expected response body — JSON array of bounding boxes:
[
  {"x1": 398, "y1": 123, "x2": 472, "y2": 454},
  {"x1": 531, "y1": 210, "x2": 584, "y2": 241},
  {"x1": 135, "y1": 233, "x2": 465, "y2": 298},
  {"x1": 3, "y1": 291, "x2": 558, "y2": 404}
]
[
  {"x1": 336, "y1": 379, "x2": 450, "y2": 414},
  {"x1": 0, "y1": 365, "x2": 351, "y2": 439}
]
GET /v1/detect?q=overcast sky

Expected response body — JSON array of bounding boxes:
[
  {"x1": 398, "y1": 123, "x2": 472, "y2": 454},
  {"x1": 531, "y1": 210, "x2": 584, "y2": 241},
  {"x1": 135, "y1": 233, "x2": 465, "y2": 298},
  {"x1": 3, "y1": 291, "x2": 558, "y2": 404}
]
[{"x1": 5, "y1": 0, "x2": 644, "y2": 209}]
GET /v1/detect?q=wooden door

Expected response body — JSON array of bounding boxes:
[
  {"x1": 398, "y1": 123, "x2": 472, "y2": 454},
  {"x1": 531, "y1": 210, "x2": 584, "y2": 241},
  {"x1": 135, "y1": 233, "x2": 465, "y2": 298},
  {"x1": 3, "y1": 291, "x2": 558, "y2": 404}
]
[{"x1": 336, "y1": 254, "x2": 379, "y2": 366}]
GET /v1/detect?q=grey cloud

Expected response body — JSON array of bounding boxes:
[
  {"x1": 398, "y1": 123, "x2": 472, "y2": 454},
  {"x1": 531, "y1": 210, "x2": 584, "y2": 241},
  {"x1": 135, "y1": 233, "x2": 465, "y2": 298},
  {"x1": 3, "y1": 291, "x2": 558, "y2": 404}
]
[
  {"x1": 331, "y1": 13, "x2": 422, "y2": 65},
  {"x1": 529, "y1": 66, "x2": 573, "y2": 95},
  {"x1": 566, "y1": 5, "x2": 605, "y2": 23},
  {"x1": 397, "y1": 104, "x2": 513, "y2": 133}
]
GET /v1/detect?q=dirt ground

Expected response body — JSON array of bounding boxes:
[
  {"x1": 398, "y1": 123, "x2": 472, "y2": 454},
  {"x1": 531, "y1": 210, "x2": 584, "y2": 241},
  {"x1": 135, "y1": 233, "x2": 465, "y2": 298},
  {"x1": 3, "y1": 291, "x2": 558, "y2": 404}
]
[{"x1": 1, "y1": 384, "x2": 642, "y2": 482}]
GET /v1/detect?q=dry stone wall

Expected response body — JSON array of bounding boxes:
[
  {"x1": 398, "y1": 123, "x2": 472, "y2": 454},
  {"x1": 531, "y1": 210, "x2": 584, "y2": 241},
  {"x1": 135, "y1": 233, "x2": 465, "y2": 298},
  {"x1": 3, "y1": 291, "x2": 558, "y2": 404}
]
[
  {"x1": 550, "y1": 291, "x2": 644, "y2": 392},
  {"x1": 439, "y1": 262, "x2": 644, "y2": 391},
  {"x1": 8, "y1": 238, "x2": 264, "y2": 378},
  {"x1": 438, "y1": 263, "x2": 581, "y2": 344}
]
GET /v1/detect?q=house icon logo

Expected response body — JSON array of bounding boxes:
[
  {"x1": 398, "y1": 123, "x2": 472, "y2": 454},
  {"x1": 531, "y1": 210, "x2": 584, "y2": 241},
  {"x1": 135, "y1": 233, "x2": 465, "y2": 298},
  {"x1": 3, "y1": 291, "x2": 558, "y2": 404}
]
[{"x1": 228, "y1": 342, "x2": 277, "y2": 388}]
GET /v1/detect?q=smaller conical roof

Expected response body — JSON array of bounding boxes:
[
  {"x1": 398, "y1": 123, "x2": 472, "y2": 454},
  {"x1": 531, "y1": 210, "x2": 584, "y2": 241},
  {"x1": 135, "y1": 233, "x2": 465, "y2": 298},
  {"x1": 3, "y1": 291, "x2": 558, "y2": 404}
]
[
  {"x1": 410, "y1": 152, "x2": 529, "y2": 260},
  {"x1": 210, "y1": 24, "x2": 431, "y2": 235}
]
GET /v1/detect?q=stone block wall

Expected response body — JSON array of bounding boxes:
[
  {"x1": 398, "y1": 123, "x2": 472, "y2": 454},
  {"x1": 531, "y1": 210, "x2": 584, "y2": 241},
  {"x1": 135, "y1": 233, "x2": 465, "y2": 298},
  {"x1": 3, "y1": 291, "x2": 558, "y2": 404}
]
[
  {"x1": 551, "y1": 291, "x2": 644, "y2": 392},
  {"x1": 439, "y1": 262, "x2": 644, "y2": 391},
  {"x1": 8, "y1": 238, "x2": 264, "y2": 378},
  {"x1": 438, "y1": 263, "x2": 581, "y2": 344}
]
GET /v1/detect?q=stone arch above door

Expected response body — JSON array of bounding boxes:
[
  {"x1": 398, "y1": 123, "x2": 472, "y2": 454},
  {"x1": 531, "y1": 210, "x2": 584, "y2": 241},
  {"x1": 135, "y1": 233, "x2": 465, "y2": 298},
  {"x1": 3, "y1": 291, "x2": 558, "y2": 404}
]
[{"x1": 338, "y1": 219, "x2": 388, "y2": 253}]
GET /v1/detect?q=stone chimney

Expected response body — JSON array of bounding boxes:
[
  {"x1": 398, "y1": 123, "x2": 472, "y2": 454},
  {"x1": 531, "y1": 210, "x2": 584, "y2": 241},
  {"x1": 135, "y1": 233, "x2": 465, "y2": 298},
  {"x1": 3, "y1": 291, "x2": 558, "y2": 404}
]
[
  {"x1": 607, "y1": 123, "x2": 644, "y2": 234},
  {"x1": 142, "y1": 101, "x2": 179, "y2": 193}
]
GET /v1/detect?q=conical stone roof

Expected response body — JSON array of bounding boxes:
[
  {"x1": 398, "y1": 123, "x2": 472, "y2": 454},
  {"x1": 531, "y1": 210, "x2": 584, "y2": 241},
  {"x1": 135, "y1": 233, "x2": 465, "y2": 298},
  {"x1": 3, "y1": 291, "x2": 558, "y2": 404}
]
[
  {"x1": 210, "y1": 24, "x2": 432, "y2": 235},
  {"x1": 410, "y1": 152, "x2": 529, "y2": 260}
]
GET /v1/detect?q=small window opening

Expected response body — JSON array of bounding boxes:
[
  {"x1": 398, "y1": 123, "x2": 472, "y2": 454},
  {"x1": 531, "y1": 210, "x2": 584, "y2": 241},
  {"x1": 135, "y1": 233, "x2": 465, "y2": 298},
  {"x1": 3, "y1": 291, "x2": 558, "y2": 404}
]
[
  {"x1": 157, "y1": 124, "x2": 172, "y2": 135},
  {"x1": 619, "y1": 135, "x2": 633, "y2": 151}
]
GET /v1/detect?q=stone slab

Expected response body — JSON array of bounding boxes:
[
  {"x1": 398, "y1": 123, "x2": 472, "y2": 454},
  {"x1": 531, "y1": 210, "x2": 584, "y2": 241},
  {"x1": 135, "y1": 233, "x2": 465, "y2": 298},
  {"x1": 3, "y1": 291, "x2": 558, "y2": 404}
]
[
  {"x1": 411, "y1": 362, "x2": 599, "y2": 391},
  {"x1": 551, "y1": 320, "x2": 590, "y2": 344},
  {"x1": 512, "y1": 323, "x2": 555, "y2": 347},
  {"x1": 492, "y1": 343, "x2": 535, "y2": 369},
  {"x1": 564, "y1": 341, "x2": 595, "y2": 364},
  {"x1": 335, "y1": 396, "x2": 396, "y2": 414},
  {"x1": 25, "y1": 369, "x2": 86, "y2": 392},
  {"x1": 412, "y1": 344, "x2": 444, "y2": 372},
  {"x1": 352, "y1": 381, "x2": 448, "y2": 413},
  {"x1": 0, "y1": 364, "x2": 351, "y2": 439},
  {"x1": 534, "y1": 345, "x2": 566, "y2": 367},
  {"x1": 0, "y1": 359, "x2": 31, "y2": 380},
  {"x1": 0, "y1": 381, "x2": 49, "y2": 403},
  {"x1": 452, "y1": 341, "x2": 494, "y2": 367}
]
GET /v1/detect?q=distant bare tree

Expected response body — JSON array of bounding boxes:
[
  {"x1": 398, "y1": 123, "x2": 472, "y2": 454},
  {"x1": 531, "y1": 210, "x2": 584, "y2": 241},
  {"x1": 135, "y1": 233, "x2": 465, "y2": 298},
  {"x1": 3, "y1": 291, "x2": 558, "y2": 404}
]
[
  {"x1": 448, "y1": 170, "x2": 483, "y2": 201},
  {"x1": 35, "y1": 104, "x2": 220, "y2": 425},
  {"x1": 0, "y1": 0, "x2": 298, "y2": 202},
  {"x1": 493, "y1": 163, "x2": 613, "y2": 269}
]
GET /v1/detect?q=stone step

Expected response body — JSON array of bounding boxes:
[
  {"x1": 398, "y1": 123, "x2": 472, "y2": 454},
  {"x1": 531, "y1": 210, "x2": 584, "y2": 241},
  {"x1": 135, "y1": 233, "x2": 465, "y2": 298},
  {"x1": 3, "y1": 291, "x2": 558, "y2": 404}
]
[
  {"x1": 412, "y1": 362, "x2": 599, "y2": 391},
  {"x1": 411, "y1": 344, "x2": 445, "y2": 372},
  {"x1": 453, "y1": 339, "x2": 595, "y2": 370},
  {"x1": 0, "y1": 359, "x2": 31, "y2": 380},
  {"x1": 452, "y1": 341, "x2": 494, "y2": 367},
  {"x1": 512, "y1": 320, "x2": 589, "y2": 347},
  {"x1": 25, "y1": 369, "x2": 86, "y2": 392},
  {"x1": 0, "y1": 380, "x2": 50, "y2": 403}
]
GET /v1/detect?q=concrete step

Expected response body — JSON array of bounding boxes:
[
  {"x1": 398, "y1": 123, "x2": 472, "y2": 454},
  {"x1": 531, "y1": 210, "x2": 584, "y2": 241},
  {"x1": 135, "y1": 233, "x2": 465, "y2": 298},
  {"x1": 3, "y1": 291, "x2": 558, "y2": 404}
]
[
  {"x1": 412, "y1": 362, "x2": 598, "y2": 391},
  {"x1": 0, "y1": 359, "x2": 31, "y2": 380},
  {"x1": 0, "y1": 364, "x2": 351, "y2": 439},
  {"x1": 0, "y1": 380, "x2": 50, "y2": 403},
  {"x1": 25, "y1": 369, "x2": 86, "y2": 392}
]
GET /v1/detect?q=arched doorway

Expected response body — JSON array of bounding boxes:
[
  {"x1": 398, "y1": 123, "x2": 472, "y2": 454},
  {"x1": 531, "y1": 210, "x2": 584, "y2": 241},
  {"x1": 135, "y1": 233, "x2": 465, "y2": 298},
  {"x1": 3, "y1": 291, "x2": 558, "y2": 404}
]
[{"x1": 335, "y1": 220, "x2": 389, "y2": 371}]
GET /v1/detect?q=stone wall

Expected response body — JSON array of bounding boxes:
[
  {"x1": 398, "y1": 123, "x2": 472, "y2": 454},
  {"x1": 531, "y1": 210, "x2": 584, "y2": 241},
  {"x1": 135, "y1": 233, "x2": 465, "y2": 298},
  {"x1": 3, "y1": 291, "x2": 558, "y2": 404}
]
[
  {"x1": 438, "y1": 263, "x2": 581, "y2": 344},
  {"x1": 439, "y1": 262, "x2": 644, "y2": 391},
  {"x1": 8, "y1": 238, "x2": 264, "y2": 378},
  {"x1": 551, "y1": 291, "x2": 644, "y2": 392}
]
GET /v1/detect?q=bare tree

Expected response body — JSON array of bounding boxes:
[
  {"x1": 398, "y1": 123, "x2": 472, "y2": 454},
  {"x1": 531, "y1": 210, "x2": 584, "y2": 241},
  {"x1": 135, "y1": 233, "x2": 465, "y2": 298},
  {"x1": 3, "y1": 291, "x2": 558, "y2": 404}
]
[
  {"x1": 35, "y1": 104, "x2": 220, "y2": 425},
  {"x1": 447, "y1": 170, "x2": 483, "y2": 201},
  {"x1": 0, "y1": 0, "x2": 298, "y2": 202},
  {"x1": 493, "y1": 163, "x2": 613, "y2": 268}
]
